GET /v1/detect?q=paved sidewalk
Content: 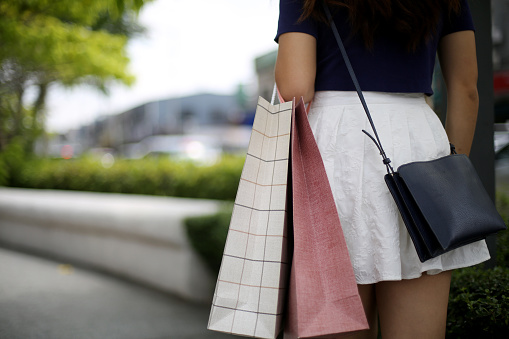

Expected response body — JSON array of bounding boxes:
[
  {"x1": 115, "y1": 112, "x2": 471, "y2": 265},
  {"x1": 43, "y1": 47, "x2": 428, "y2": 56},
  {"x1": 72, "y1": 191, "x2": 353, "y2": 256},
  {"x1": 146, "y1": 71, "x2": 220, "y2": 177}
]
[{"x1": 0, "y1": 247, "x2": 240, "y2": 339}]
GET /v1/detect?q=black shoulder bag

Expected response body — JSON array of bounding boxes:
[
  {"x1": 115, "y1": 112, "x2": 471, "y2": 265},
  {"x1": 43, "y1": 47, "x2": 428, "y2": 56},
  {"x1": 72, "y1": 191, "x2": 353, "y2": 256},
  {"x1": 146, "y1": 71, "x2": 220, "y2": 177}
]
[{"x1": 322, "y1": 3, "x2": 506, "y2": 262}]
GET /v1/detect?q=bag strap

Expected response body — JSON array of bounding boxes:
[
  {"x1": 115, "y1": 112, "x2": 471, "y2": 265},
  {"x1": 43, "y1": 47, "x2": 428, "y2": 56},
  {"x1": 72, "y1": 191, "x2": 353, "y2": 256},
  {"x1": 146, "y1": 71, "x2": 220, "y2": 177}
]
[
  {"x1": 322, "y1": 2, "x2": 394, "y2": 174},
  {"x1": 271, "y1": 83, "x2": 278, "y2": 105}
]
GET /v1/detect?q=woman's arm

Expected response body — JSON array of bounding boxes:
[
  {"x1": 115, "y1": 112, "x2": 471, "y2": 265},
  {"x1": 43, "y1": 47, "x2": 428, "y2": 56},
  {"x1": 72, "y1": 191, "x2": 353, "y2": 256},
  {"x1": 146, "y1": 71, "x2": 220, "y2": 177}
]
[
  {"x1": 437, "y1": 30, "x2": 479, "y2": 156},
  {"x1": 275, "y1": 32, "x2": 317, "y2": 104}
]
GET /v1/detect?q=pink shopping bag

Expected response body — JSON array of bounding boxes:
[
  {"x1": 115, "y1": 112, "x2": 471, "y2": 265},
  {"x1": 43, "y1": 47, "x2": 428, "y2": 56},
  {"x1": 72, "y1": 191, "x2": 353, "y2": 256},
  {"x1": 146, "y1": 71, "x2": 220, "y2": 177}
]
[{"x1": 284, "y1": 98, "x2": 369, "y2": 338}]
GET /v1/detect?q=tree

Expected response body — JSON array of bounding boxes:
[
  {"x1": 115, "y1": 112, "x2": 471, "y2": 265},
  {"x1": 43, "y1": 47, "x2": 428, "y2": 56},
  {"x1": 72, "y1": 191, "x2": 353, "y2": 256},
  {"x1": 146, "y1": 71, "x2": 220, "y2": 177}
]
[{"x1": 0, "y1": 0, "x2": 152, "y2": 152}]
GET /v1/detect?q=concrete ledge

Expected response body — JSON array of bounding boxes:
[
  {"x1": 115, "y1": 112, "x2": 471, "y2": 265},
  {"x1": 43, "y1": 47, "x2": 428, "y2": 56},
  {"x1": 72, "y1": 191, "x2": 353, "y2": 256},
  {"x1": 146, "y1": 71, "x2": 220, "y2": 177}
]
[{"x1": 0, "y1": 188, "x2": 222, "y2": 303}]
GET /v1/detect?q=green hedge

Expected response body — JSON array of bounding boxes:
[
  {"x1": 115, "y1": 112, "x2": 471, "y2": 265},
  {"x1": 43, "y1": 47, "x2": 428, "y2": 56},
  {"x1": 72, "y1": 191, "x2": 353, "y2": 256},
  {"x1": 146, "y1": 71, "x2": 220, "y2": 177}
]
[
  {"x1": 6, "y1": 156, "x2": 244, "y2": 200},
  {"x1": 185, "y1": 204, "x2": 233, "y2": 273},
  {"x1": 0, "y1": 139, "x2": 26, "y2": 187},
  {"x1": 447, "y1": 266, "x2": 509, "y2": 338}
]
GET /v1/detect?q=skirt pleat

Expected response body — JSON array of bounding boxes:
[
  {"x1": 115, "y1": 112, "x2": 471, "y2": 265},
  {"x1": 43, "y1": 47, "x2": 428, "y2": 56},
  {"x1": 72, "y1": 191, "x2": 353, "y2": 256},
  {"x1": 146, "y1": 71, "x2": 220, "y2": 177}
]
[{"x1": 308, "y1": 91, "x2": 491, "y2": 284}]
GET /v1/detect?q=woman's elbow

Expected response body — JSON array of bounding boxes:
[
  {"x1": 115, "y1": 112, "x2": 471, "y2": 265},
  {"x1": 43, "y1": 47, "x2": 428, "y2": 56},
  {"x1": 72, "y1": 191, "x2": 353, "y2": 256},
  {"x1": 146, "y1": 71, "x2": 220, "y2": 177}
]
[
  {"x1": 277, "y1": 85, "x2": 315, "y2": 104},
  {"x1": 466, "y1": 86, "x2": 479, "y2": 105},
  {"x1": 275, "y1": 73, "x2": 315, "y2": 103},
  {"x1": 274, "y1": 58, "x2": 315, "y2": 103},
  {"x1": 448, "y1": 82, "x2": 479, "y2": 106}
]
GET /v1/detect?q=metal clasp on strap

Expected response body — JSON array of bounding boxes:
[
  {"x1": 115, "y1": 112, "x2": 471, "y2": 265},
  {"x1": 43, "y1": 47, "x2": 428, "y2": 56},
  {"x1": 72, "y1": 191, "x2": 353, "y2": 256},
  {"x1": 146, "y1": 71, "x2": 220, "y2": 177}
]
[
  {"x1": 362, "y1": 129, "x2": 394, "y2": 175},
  {"x1": 450, "y1": 143, "x2": 457, "y2": 154}
]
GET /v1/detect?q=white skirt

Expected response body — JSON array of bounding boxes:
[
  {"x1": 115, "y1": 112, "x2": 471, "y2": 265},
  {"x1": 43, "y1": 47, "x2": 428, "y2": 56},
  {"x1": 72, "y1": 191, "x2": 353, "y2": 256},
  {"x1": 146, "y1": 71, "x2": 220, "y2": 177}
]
[{"x1": 308, "y1": 91, "x2": 491, "y2": 284}]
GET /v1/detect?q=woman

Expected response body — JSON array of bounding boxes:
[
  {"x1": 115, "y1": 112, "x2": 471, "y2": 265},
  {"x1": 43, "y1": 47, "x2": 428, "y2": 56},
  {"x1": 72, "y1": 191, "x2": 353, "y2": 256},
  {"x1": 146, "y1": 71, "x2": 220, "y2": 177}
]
[{"x1": 275, "y1": 1, "x2": 490, "y2": 338}]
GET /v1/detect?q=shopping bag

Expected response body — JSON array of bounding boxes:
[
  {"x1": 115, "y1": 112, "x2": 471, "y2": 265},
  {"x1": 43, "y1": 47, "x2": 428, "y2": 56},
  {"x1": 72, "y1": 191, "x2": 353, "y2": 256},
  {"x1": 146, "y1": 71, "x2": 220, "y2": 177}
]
[
  {"x1": 284, "y1": 98, "x2": 369, "y2": 338},
  {"x1": 208, "y1": 96, "x2": 293, "y2": 338}
]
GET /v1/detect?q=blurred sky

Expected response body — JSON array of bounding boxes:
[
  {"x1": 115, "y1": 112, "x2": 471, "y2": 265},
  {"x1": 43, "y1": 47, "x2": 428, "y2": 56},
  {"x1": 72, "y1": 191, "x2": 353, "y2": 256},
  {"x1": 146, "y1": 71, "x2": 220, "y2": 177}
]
[{"x1": 45, "y1": 0, "x2": 280, "y2": 133}]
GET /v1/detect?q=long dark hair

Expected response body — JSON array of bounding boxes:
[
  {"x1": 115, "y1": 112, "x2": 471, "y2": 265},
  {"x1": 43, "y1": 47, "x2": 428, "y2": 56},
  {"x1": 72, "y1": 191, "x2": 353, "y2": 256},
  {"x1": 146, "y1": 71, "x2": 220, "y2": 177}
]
[{"x1": 300, "y1": 0, "x2": 461, "y2": 51}]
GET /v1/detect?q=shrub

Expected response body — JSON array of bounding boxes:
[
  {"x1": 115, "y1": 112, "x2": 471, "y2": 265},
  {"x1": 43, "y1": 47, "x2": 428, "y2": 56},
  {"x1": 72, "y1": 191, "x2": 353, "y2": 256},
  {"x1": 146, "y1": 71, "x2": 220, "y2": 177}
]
[
  {"x1": 0, "y1": 138, "x2": 27, "y2": 186},
  {"x1": 6, "y1": 155, "x2": 244, "y2": 200},
  {"x1": 184, "y1": 204, "x2": 233, "y2": 273},
  {"x1": 447, "y1": 266, "x2": 509, "y2": 338},
  {"x1": 497, "y1": 227, "x2": 509, "y2": 268}
]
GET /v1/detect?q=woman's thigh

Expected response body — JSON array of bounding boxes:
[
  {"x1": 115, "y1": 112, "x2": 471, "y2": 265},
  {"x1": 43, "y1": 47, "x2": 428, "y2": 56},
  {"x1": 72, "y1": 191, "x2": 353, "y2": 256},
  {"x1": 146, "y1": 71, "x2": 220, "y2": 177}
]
[{"x1": 375, "y1": 271, "x2": 452, "y2": 339}]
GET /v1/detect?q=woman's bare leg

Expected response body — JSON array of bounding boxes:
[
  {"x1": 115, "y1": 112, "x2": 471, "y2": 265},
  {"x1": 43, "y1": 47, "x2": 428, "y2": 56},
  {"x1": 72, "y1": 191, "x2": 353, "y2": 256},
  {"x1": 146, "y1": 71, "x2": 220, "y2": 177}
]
[{"x1": 375, "y1": 271, "x2": 452, "y2": 339}]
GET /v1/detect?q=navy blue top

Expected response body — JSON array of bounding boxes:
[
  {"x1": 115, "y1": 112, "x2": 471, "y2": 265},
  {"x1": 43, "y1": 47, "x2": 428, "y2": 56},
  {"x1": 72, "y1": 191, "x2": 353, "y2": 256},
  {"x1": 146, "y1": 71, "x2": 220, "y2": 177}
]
[{"x1": 275, "y1": 0, "x2": 475, "y2": 95}]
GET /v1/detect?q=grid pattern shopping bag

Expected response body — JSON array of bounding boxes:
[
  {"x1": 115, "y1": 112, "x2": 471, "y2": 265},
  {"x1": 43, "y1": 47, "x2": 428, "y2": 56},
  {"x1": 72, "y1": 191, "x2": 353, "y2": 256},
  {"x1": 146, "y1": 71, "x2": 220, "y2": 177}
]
[{"x1": 208, "y1": 97, "x2": 293, "y2": 339}]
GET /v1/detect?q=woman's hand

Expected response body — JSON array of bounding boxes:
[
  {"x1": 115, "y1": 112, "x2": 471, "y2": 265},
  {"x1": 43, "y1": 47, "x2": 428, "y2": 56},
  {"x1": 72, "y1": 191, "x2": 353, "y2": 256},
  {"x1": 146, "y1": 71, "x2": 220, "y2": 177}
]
[
  {"x1": 275, "y1": 32, "x2": 317, "y2": 104},
  {"x1": 438, "y1": 30, "x2": 479, "y2": 156}
]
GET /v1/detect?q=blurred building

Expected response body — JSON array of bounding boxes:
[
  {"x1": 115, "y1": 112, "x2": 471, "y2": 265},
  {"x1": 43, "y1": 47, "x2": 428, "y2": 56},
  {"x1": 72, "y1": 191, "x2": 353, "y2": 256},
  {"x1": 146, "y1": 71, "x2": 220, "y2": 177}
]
[{"x1": 40, "y1": 93, "x2": 251, "y2": 160}]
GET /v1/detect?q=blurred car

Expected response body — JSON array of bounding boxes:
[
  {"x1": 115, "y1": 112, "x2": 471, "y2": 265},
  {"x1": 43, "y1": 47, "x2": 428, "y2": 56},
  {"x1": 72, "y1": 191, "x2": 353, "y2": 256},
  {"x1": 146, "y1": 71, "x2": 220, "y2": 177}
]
[{"x1": 123, "y1": 134, "x2": 222, "y2": 164}]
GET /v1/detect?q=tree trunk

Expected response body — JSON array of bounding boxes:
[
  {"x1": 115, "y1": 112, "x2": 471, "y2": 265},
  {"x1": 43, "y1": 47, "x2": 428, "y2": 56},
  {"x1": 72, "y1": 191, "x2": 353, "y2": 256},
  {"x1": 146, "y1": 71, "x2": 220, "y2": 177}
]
[
  {"x1": 32, "y1": 82, "x2": 48, "y2": 130},
  {"x1": 13, "y1": 84, "x2": 24, "y2": 138}
]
